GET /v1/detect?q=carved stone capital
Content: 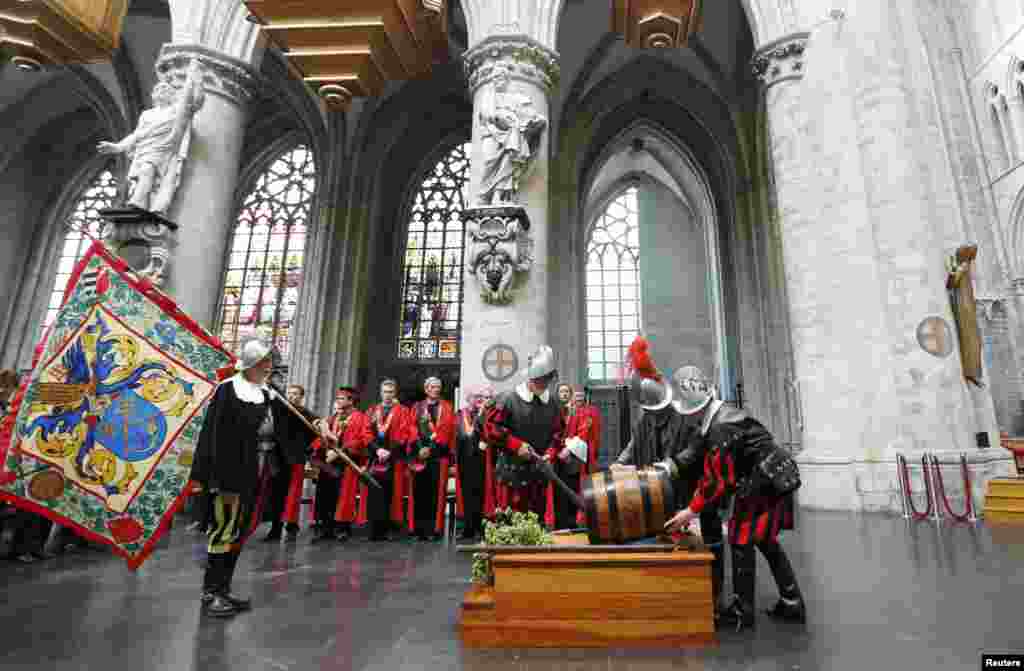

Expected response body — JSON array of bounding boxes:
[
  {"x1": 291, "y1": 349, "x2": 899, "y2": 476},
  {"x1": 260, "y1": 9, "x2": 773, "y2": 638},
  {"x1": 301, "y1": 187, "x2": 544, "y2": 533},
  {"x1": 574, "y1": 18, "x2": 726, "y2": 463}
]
[
  {"x1": 464, "y1": 206, "x2": 534, "y2": 305},
  {"x1": 156, "y1": 43, "x2": 260, "y2": 107},
  {"x1": 464, "y1": 35, "x2": 560, "y2": 95},
  {"x1": 100, "y1": 207, "x2": 178, "y2": 286},
  {"x1": 751, "y1": 32, "x2": 809, "y2": 89}
]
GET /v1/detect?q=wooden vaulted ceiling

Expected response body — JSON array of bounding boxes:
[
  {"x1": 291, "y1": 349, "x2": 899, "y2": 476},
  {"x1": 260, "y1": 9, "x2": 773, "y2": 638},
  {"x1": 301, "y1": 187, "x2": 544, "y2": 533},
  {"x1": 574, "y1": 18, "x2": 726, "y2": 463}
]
[
  {"x1": 243, "y1": 0, "x2": 449, "y2": 110},
  {"x1": 0, "y1": 0, "x2": 129, "y2": 70}
]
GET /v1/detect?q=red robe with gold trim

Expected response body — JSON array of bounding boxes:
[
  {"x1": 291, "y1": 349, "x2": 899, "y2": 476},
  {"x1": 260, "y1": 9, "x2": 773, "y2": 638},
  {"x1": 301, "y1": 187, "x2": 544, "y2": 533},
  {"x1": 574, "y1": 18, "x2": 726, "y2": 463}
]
[
  {"x1": 565, "y1": 402, "x2": 601, "y2": 526},
  {"x1": 316, "y1": 410, "x2": 372, "y2": 523},
  {"x1": 356, "y1": 402, "x2": 415, "y2": 524},
  {"x1": 407, "y1": 399, "x2": 456, "y2": 534}
]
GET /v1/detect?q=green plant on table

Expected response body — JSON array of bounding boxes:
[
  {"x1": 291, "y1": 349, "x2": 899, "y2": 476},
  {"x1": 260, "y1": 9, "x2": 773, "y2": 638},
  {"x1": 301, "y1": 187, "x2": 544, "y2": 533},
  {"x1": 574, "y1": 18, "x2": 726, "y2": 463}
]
[{"x1": 471, "y1": 508, "x2": 553, "y2": 585}]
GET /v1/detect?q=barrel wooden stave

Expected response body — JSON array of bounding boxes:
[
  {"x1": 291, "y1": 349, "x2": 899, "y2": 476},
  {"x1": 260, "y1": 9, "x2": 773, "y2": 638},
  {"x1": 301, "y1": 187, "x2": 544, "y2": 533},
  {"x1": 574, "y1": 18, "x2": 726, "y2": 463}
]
[{"x1": 582, "y1": 468, "x2": 675, "y2": 544}]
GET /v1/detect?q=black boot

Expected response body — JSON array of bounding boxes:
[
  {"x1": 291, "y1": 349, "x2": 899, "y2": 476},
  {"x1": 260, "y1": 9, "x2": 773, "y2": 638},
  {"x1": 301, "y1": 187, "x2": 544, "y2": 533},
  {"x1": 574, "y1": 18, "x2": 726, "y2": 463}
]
[
  {"x1": 262, "y1": 522, "x2": 282, "y2": 542},
  {"x1": 222, "y1": 551, "x2": 251, "y2": 611},
  {"x1": 718, "y1": 545, "x2": 756, "y2": 632},
  {"x1": 759, "y1": 541, "x2": 806, "y2": 623},
  {"x1": 284, "y1": 524, "x2": 299, "y2": 543},
  {"x1": 201, "y1": 554, "x2": 238, "y2": 618}
]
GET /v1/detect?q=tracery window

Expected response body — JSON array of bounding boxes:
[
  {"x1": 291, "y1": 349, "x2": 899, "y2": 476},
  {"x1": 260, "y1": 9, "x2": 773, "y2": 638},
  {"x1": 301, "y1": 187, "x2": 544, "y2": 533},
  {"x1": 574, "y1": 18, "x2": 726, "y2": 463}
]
[
  {"x1": 218, "y1": 145, "x2": 316, "y2": 362},
  {"x1": 396, "y1": 142, "x2": 471, "y2": 361},
  {"x1": 43, "y1": 169, "x2": 119, "y2": 331},
  {"x1": 585, "y1": 187, "x2": 641, "y2": 382}
]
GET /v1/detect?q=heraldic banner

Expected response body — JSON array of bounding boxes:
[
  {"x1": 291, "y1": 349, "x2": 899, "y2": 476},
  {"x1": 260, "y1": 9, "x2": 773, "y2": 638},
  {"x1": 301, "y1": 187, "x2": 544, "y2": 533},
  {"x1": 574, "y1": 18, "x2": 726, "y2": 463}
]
[{"x1": 0, "y1": 240, "x2": 234, "y2": 569}]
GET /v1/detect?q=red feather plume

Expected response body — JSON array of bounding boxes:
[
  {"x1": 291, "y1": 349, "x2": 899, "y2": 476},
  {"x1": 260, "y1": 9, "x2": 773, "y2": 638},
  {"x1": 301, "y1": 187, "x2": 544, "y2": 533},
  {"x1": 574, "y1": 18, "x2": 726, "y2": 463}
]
[{"x1": 624, "y1": 336, "x2": 662, "y2": 381}]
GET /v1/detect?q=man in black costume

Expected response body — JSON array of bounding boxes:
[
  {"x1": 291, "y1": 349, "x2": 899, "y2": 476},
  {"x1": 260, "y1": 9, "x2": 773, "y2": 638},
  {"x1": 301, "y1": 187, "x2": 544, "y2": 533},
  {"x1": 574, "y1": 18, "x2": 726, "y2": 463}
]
[
  {"x1": 190, "y1": 340, "x2": 316, "y2": 618},
  {"x1": 610, "y1": 338, "x2": 722, "y2": 611},
  {"x1": 482, "y1": 345, "x2": 565, "y2": 520},
  {"x1": 455, "y1": 384, "x2": 494, "y2": 540},
  {"x1": 664, "y1": 365, "x2": 806, "y2": 631}
]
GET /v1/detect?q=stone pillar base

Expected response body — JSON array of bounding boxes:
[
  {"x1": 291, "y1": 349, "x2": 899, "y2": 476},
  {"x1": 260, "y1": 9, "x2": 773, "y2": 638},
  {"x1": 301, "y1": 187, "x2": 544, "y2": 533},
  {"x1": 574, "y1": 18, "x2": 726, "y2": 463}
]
[{"x1": 795, "y1": 452, "x2": 1014, "y2": 515}]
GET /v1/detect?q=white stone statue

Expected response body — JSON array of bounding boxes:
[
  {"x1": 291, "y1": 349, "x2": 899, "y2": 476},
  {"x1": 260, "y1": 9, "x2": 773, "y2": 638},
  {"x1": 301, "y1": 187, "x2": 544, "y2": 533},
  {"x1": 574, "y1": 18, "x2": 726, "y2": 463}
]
[
  {"x1": 477, "y1": 66, "x2": 547, "y2": 206},
  {"x1": 97, "y1": 59, "x2": 206, "y2": 216}
]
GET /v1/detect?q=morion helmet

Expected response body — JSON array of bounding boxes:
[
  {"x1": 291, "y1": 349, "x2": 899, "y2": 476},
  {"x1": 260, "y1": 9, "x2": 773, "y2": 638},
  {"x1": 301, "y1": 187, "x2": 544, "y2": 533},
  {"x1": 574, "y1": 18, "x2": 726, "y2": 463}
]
[{"x1": 624, "y1": 336, "x2": 672, "y2": 411}]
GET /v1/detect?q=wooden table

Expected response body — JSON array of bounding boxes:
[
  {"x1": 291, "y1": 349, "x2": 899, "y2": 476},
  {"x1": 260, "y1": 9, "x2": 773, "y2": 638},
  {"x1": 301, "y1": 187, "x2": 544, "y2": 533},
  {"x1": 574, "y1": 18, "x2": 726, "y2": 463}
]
[{"x1": 459, "y1": 539, "x2": 716, "y2": 648}]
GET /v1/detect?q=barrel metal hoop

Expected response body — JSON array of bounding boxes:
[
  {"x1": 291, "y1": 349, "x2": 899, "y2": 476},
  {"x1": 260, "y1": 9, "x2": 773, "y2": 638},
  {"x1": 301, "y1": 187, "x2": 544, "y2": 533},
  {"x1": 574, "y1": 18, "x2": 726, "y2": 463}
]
[
  {"x1": 637, "y1": 469, "x2": 654, "y2": 533},
  {"x1": 606, "y1": 475, "x2": 623, "y2": 543},
  {"x1": 581, "y1": 477, "x2": 602, "y2": 545}
]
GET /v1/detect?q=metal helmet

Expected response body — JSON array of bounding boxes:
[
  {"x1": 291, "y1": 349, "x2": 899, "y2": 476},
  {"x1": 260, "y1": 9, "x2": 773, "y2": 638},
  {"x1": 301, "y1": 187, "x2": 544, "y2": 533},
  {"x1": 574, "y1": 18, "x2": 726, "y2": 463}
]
[
  {"x1": 524, "y1": 345, "x2": 557, "y2": 380},
  {"x1": 624, "y1": 335, "x2": 672, "y2": 411},
  {"x1": 630, "y1": 373, "x2": 673, "y2": 411},
  {"x1": 672, "y1": 365, "x2": 715, "y2": 415}
]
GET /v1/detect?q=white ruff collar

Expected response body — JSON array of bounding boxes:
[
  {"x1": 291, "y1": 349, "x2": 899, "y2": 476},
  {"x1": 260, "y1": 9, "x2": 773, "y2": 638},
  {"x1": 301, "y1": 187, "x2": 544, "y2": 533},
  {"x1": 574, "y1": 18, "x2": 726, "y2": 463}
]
[
  {"x1": 516, "y1": 382, "x2": 550, "y2": 405},
  {"x1": 231, "y1": 373, "x2": 269, "y2": 404}
]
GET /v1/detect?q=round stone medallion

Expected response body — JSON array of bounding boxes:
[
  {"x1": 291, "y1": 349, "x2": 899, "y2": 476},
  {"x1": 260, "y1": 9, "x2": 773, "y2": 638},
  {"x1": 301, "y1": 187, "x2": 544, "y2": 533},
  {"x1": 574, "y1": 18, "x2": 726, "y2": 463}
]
[
  {"x1": 916, "y1": 316, "x2": 953, "y2": 358},
  {"x1": 482, "y1": 344, "x2": 518, "y2": 382}
]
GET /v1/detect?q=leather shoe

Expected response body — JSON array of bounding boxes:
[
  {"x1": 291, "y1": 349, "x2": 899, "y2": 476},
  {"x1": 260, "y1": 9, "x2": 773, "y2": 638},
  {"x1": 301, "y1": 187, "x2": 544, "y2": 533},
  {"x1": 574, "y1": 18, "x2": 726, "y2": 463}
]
[
  {"x1": 202, "y1": 593, "x2": 239, "y2": 618},
  {"x1": 716, "y1": 597, "x2": 755, "y2": 632},
  {"x1": 764, "y1": 598, "x2": 806, "y2": 624},
  {"x1": 223, "y1": 592, "x2": 251, "y2": 611}
]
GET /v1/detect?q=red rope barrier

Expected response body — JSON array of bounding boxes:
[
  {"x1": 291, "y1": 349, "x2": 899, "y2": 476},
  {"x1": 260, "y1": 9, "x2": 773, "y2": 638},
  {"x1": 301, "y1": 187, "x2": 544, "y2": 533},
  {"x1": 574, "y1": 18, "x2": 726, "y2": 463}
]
[
  {"x1": 930, "y1": 454, "x2": 972, "y2": 523},
  {"x1": 899, "y1": 454, "x2": 933, "y2": 521}
]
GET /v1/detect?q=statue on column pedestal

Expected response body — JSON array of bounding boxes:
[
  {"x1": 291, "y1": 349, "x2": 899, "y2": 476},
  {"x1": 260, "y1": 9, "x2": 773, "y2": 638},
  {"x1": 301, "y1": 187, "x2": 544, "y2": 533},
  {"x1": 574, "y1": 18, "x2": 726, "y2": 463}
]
[
  {"x1": 97, "y1": 59, "x2": 206, "y2": 216},
  {"x1": 95, "y1": 59, "x2": 205, "y2": 286},
  {"x1": 477, "y1": 66, "x2": 547, "y2": 207}
]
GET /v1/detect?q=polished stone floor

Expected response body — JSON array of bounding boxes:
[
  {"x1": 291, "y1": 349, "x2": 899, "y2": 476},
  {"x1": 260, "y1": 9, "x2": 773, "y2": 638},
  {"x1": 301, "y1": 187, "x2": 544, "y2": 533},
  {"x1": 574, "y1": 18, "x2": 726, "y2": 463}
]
[{"x1": 1, "y1": 510, "x2": 1022, "y2": 671}]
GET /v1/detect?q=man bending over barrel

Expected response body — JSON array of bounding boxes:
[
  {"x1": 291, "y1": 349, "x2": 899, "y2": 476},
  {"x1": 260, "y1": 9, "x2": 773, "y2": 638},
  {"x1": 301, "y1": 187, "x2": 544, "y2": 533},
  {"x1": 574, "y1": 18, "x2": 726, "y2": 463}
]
[
  {"x1": 664, "y1": 365, "x2": 806, "y2": 632},
  {"x1": 482, "y1": 345, "x2": 565, "y2": 521}
]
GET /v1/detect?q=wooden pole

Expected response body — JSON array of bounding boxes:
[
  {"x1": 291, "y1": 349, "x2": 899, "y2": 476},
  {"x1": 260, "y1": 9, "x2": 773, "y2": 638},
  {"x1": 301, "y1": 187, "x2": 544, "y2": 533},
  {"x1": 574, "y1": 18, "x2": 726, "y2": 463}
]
[{"x1": 268, "y1": 383, "x2": 381, "y2": 490}]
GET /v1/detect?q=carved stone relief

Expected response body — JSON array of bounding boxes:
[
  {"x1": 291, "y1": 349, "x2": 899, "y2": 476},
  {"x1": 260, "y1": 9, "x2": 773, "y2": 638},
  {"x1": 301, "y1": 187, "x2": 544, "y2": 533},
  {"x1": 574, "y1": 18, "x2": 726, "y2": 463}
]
[{"x1": 464, "y1": 206, "x2": 533, "y2": 304}]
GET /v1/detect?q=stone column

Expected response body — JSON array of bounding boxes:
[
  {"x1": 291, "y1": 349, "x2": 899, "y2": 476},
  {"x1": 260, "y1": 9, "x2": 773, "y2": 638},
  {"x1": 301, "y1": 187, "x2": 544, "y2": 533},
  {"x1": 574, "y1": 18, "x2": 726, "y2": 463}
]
[
  {"x1": 155, "y1": 43, "x2": 259, "y2": 330},
  {"x1": 459, "y1": 37, "x2": 559, "y2": 395},
  {"x1": 757, "y1": 4, "x2": 1001, "y2": 511}
]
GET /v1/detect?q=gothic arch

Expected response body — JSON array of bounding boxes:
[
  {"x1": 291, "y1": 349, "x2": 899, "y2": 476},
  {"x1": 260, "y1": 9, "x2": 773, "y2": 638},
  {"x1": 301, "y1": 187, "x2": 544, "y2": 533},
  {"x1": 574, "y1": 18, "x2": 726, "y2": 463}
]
[
  {"x1": 315, "y1": 68, "x2": 471, "y2": 399},
  {"x1": 579, "y1": 122, "x2": 731, "y2": 395},
  {"x1": 550, "y1": 53, "x2": 742, "y2": 389},
  {"x1": 1007, "y1": 185, "x2": 1024, "y2": 280}
]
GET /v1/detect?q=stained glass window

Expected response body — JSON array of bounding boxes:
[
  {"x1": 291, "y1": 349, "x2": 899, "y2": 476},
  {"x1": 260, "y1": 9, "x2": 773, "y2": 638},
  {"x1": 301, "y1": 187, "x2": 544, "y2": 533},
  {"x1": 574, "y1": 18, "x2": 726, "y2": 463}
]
[
  {"x1": 397, "y1": 142, "x2": 471, "y2": 361},
  {"x1": 218, "y1": 145, "x2": 315, "y2": 362},
  {"x1": 585, "y1": 187, "x2": 641, "y2": 382},
  {"x1": 43, "y1": 168, "x2": 119, "y2": 331}
]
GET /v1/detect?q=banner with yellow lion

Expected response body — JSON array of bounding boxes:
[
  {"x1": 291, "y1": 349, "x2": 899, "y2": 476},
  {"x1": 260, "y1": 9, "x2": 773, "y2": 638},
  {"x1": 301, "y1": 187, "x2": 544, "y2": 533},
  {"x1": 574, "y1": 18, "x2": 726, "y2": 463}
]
[{"x1": 0, "y1": 241, "x2": 233, "y2": 568}]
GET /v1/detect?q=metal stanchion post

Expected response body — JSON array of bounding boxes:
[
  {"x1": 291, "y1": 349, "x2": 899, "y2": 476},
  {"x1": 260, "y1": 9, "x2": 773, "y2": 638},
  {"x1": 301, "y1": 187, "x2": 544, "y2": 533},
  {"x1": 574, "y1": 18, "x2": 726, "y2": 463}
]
[
  {"x1": 963, "y1": 453, "x2": 979, "y2": 523},
  {"x1": 897, "y1": 454, "x2": 911, "y2": 519},
  {"x1": 927, "y1": 453, "x2": 943, "y2": 524}
]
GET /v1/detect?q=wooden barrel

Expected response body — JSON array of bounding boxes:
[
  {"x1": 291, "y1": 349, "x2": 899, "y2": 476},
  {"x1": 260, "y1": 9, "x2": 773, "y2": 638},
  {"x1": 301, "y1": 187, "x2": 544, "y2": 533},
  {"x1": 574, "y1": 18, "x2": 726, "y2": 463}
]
[{"x1": 581, "y1": 468, "x2": 676, "y2": 544}]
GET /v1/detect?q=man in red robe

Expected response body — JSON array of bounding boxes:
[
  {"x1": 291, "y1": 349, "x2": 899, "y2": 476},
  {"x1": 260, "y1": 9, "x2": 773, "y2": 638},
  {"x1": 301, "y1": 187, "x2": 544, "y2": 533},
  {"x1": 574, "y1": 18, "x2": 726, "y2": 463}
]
[
  {"x1": 311, "y1": 386, "x2": 372, "y2": 542},
  {"x1": 408, "y1": 376, "x2": 455, "y2": 541},
  {"x1": 561, "y1": 386, "x2": 601, "y2": 528},
  {"x1": 360, "y1": 379, "x2": 414, "y2": 541}
]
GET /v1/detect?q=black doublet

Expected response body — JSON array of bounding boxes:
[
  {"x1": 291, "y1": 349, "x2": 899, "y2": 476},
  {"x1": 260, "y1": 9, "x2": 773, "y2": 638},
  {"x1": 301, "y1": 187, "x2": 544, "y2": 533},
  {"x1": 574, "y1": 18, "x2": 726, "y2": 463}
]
[{"x1": 492, "y1": 390, "x2": 560, "y2": 487}]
